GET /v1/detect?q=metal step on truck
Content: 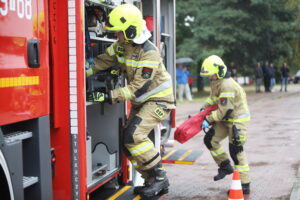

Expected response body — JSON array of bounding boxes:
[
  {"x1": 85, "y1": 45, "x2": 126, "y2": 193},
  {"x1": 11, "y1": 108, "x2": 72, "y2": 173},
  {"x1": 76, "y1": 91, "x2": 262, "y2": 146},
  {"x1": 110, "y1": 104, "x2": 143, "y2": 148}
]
[{"x1": 0, "y1": 0, "x2": 176, "y2": 199}]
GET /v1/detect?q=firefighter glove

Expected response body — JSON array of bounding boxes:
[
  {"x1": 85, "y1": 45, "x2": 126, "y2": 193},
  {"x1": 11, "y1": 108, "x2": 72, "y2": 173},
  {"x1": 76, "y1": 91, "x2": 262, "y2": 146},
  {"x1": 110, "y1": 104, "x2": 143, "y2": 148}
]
[
  {"x1": 202, "y1": 119, "x2": 210, "y2": 129},
  {"x1": 110, "y1": 66, "x2": 119, "y2": 76},
  {"x1": 85, "y1": 58, "x2": 94, "y2": 77},
  {"x1": 86, "y1": 68, "x2": 94, "y2": 77},
  {"x1": 92, "y1": 92, "x2": 108, "y2": 102}
]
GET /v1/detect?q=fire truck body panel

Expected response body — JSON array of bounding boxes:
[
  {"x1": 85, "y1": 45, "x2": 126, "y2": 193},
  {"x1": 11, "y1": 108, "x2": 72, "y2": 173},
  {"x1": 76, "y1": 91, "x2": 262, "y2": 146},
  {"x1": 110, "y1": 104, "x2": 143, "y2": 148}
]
[
  {"x1": 49, "y1": 0, "x2": 86, "y2": 199},
  {"x1": 0, "y1": 0, "x2": 49, "y2": 126}
]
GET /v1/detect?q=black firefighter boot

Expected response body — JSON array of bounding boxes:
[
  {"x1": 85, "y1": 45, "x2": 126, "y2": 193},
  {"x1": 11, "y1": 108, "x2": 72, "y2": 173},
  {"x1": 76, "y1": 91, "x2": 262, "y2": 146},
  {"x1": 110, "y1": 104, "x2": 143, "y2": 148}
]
[
  {"x1": 139, "y1": 164, "x2": 169, "y2": 199},
  {"x1": 214, "y1": 159, "x2": 234, "y2": 181},
  {"x1": 133, "y1": 177, "x2": 152, "y2": 195},
  {"x1": 242, "y1": 183, "x2": 250, "y2": 194},
  {"x1": 227, "y1": 183, "x2": 250, "y2": 195}
]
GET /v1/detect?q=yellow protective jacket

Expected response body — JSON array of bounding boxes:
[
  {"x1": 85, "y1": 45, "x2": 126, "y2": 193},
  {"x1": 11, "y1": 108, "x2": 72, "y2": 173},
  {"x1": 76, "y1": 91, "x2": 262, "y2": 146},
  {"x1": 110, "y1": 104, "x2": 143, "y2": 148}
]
[
  {"x1": 203, "y1": 77, "x2": 250, "y2": 123},
  {"x1": 92, "y1": 40, "x2": 175, "y2": 109}
]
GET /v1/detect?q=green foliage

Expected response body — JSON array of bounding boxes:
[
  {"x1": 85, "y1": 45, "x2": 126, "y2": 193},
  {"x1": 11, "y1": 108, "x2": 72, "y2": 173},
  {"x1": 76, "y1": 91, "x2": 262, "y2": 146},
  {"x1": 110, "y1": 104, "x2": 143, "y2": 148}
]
[
  {"x1": 286, "y1": 0, "x2": 300, "y2": 73},
  {"x1": 176, "y1": 0, "x2": 300, "y2": 74}
]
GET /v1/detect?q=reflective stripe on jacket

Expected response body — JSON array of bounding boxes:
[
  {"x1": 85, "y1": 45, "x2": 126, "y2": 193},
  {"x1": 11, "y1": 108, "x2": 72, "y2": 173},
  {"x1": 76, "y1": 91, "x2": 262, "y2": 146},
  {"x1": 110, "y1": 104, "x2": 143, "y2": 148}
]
[
  {"x1": 93, "y1": 40, "x2": 175, "y2": 108},
  {"x1": 203, "y1": 77, "x2": 250, "y2": 123}
]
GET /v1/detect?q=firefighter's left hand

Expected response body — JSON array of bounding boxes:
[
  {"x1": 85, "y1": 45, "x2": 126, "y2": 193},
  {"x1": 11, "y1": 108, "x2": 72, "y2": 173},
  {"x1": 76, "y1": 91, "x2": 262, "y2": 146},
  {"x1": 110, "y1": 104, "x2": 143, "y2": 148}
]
[
  {"x1": 202, "y1": 119, "x2": 210, "y2": 129},
  {"x1": 92, "y1": 92, "x2": 108, "y2": 102},
  {"x1": 86, "y1": 68, "x2": 93, "y2": 77}
]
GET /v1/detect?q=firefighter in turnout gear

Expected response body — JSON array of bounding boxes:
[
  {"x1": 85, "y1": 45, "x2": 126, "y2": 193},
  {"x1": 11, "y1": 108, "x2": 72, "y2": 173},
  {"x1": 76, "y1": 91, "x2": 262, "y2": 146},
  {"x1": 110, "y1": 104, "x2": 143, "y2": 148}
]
[
  {"x1": 86, "y1": 4, "x2": 175, "y2": 199},
  {"x1": 200, "y1": 55, "x2": 251, "y2": 194}
]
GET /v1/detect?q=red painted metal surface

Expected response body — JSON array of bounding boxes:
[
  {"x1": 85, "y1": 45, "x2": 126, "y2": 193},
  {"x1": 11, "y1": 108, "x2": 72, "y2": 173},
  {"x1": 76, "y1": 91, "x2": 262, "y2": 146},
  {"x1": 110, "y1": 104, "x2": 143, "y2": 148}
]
[
  {"x1": 121, "y1": 151, "x2": 130, "y2": 184},
  {"x1": 171, "y1": 109, "x2": 176, "y2": 128},
  {"x1": 49, "y1": 0, "x2": 72, "y2": 199},
  {"x1": 75, "y1": 0, "x2": 87, "y2": 199},
  {"x1": 0, "y1": 0, "x2": 49, "y2": 126}
]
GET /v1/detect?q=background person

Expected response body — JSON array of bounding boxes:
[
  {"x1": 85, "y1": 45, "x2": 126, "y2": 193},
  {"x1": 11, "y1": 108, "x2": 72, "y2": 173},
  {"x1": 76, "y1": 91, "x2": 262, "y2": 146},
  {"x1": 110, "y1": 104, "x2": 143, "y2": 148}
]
[
  {"x1": 176, "y1": 64, "x2": 193, "y2": 102},
  {"x1": 254, "y1": 62, "x2": 263, "y2": 93},
  {"x1": 280, "y1": 62, "x2": 290, "y2": 92},
  {"x1": 269, "y1": 63, "x2": 276, "y2": 92},
  {"x1": 262, "y1": 61, "x2": 271, "y2": 92}
]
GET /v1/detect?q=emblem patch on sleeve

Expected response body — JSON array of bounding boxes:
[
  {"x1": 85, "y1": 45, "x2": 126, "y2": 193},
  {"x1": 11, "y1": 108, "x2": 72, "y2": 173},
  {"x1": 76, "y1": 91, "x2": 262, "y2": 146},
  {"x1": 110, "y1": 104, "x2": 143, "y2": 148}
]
[
  {"x1": 142, "y1": 67, "x2": 153, "y2": 79},
  {"x1": 220, "y1": 98, "x2": 228, "y2": 106},
  {"x1": 154, "y1": 107, "x2": 165, "y2": 119}
]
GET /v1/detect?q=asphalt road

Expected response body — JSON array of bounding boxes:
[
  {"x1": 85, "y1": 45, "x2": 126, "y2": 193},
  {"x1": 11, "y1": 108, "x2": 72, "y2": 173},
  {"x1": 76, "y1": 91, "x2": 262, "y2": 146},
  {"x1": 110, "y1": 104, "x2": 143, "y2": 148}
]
[{"x1": 163, "y1": 85, "x2": 300, "y2": 200}]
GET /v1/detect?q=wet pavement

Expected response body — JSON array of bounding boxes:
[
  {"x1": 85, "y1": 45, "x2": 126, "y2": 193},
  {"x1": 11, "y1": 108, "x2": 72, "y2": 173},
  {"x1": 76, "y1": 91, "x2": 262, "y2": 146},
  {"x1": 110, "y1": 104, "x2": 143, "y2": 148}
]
[{"x1": 163, "y1": 85, "x2": 300, "y2": 200}]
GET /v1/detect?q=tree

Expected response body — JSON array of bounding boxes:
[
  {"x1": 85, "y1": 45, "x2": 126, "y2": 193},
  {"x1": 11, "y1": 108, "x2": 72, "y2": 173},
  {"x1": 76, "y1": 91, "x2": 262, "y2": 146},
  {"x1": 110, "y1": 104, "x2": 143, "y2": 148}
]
[
  {"x1": 286, "y1": 0, "x2": 300, "y2": 73},
  {"x1": 176, "y1": 0, "x2": 300, "y2": 75}
]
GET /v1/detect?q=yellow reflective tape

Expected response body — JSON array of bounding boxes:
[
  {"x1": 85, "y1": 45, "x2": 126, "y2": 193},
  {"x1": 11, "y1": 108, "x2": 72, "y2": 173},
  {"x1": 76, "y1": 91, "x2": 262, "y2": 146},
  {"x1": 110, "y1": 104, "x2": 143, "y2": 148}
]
[
  {"x1": 162, "y1": 149, "x2": 176, "y2": 160},
  {"x1": 0, "y1": 76, "x2": 40, "y2": 88},
  {"x1": 116, "y1": 56, "x2": 159, "y2": 68},
  {"x1": 121, "y1": 87, "x2": 132, "y2": 100},
  {"x1": 227, "y1": 114, "x2": 251, "y2": 123},
  {"x1": 139, "y1": 87, "x2": 173, "y2": 103},
  {"x1": 178, "y1": 149, "x2": 193, "y2": 161},
  {"x1": 212, "y1": 111, "x2": 219, "y2": 121},
  {"x1": 129, "y1": 141, "x2": 154, "y2": 156},
  {"x1": 212, "y1": 96, "x2": 219, "y2": 102},
  {"x1": 107, "y1": 185, "x2": 131, "y2": 200},
  {"x1": 129, "y1": 140, "x2": 151, "y2": 151},
  {"x1": 206, "y1": 98, "x2": 213, "y2": 105},
  {"x1": 210, "y1": 147, "x2": 225, "y2": 157},
  {"x1": 131, "y1": 160, "x2": 139, "y2": 169},
  {"x1": 117, "y1": 56, "x2": 125, "y2": 63},
  {"x1": 126, "y1": 60, "x2": 159, "y2": 68},
  {"x1": 107, "y1": 45, "x2": 115, "y2": 56},
  {"x1": 239, "y1": 135, "x2": 246, "y2": 142},
  {"x1": 219, "y1": 92, "x2": 235, "y2": 98},
  {"x1": 235, "y1": 164, "x2": 250, "y2": 172}
]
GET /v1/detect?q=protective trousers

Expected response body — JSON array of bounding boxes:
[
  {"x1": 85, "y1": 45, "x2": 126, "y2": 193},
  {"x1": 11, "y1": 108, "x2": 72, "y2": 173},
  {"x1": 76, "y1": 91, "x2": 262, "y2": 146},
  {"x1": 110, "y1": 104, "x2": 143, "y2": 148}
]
[
  {"x1": 204, "y1": 121, "x2": 250, "y2": 184},
  {"x1": 123, "y1": 102, "x2": 171, "y2": 179}
]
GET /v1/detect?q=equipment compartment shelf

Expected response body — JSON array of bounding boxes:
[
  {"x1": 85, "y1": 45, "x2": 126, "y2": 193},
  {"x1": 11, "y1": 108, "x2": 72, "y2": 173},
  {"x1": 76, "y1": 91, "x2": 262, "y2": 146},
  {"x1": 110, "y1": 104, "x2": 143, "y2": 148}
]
[
  {"x1": 90, "y1": 35, "x2": 116, "y2": 43},
  {"x1": 85, "y1": 0, "x2": 117, "y2": 9}
]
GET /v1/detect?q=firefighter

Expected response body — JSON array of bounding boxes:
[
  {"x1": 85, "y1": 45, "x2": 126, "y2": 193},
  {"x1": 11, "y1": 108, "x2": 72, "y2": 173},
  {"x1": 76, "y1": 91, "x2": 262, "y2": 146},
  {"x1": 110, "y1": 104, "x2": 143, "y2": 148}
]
[
  {"x1": 85, "y1": 4, "x2": 175, "y2": 199},
  {"x1": 200, "y1": 55, "x2": 251, "y2": 194}
]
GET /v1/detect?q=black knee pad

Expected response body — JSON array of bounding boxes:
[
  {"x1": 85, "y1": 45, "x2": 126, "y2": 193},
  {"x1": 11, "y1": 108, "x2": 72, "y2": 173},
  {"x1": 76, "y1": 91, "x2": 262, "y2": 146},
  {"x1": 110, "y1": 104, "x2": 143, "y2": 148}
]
[
  {"x1": 123, "y1": 116, "x2": 142, "y2": 144},
  {"x1": 203, "y1": 128, "x2": 215, "y2": 150},
  {"x1": 229, "y1": 143, "x2": 244, "y2": 165}
]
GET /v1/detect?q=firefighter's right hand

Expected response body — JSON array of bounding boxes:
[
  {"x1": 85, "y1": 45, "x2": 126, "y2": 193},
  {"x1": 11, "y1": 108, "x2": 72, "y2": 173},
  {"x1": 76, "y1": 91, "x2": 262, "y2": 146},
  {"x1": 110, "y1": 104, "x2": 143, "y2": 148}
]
[{"x1": 92, "y1": 92, "x2": 107, "y2": 102}]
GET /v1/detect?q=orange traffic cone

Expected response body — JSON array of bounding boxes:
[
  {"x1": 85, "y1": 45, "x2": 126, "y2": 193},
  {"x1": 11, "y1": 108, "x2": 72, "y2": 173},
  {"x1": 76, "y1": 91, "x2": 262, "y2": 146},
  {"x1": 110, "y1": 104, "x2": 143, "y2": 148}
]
[{"x1": 228, "y1": 170, "x2": 244, "y2": 200}]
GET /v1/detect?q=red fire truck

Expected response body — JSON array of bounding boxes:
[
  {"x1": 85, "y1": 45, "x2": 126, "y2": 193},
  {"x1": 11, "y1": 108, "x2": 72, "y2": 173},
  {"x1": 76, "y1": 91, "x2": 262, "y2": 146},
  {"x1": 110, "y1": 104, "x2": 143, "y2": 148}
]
[{"x1": 0, "y1": 0, "x2": 176, "y2": 199}]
